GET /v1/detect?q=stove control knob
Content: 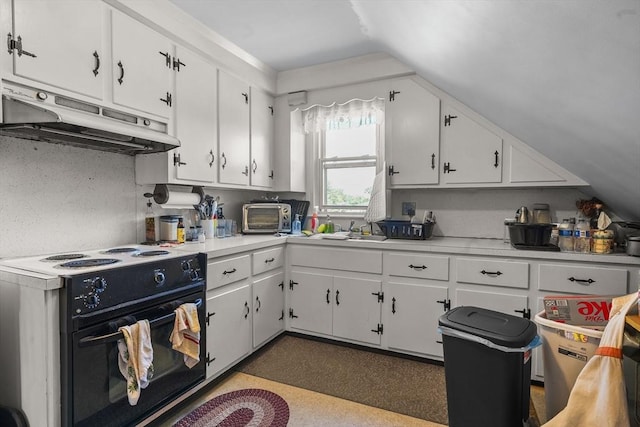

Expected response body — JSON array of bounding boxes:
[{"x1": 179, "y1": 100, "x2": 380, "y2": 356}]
[
  {"x1": 189, "y1": 269, "x2": 199, "y2": 280},
  {"x1": 85, "y1": 294, "x2": 100, "y2": 308},
  {"x1": 154, "y1": 270, "x2": 166, "y2": 285},
  {"x1": 181, "y1": 260, "x2": 192, "y2": 271},
  {"x1": 92, "y1": 277, "x2": 107, "y2": 292}
]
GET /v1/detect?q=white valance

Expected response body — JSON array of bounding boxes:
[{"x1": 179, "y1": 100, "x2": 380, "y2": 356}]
[{"x1": 302, "y1": 97, "x2": 385, "y2": 133}]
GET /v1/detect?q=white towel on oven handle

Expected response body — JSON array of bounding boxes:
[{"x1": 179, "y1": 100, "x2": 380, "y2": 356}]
[
  {"x1": 170, "y1": 303, "x2": 201, "y2": 368},
  {"x1": 117, "y1": 319, "x2": 154, "y2": 406}
]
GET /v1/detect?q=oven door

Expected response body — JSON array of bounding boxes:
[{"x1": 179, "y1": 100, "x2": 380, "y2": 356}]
[{"x1": 62, "y1": 290, "x2": 206, "y2": 427}]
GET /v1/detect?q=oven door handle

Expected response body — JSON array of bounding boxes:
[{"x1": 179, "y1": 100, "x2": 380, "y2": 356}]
[{"x1": 78, "y1": 298, "x2": 203, "y2": 347}]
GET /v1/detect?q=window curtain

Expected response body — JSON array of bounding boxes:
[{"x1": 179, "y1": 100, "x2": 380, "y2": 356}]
[{"x1": 302, "y1": 98, "x2": 384, "y2": 133}]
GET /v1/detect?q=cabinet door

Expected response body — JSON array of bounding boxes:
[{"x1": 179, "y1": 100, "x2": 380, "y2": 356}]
[
  {"x1": 173, "y1": 46, "x2": 217, "y2": 183},
  {"x1": 333, "y1": 276, "x2": 382, "y2": 345},
  {"x1": 11, "y1": 0, "x2": 103, "y2": 99},
  {"x1": 250, "y1": 88, "x2": 275, "y2": 188},
  {"x1": 253, "y1": 271, "x2": 285, "y2": 348},
  {"x1": 289, "y1": 270, "x2": 332, "y2": 335},
  {"x1": 455, "y1": 288, "x2": 529, "y2": 318},
  {"x1": 386, "y1": 281, "x2": 448, "y2": 357},
  {"x1": 205, "y1": 283, "x2": 252, "y2": 378},
  {"x1": 218, "y1": 70, "x2": 250, "y2": 185},
  {"x1": 387, "y1": 78, "x2": 440, "y2": 185},
  {"x1": 111, "y1": 10, "x2": 173, "y2": 118},
  {"x1": 442, "y1": 105, "x2": 503, "y2": 184}
]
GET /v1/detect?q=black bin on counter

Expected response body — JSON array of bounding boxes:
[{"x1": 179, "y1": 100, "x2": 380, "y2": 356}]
[{"x1": 439, "y1": 306, "x2": 538, "y2": 427}]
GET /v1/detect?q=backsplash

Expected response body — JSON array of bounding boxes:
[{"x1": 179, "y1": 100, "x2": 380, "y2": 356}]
[{"x1": 0, "y1": 135, "x2": 294, "y2": 258}]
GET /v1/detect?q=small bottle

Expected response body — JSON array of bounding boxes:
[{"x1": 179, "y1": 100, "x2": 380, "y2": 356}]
[
  {"x1": 573, "y1": 217, "x2": 591, "y2": 253},
  {"x1": 187, "y1": 226, "x2": 196, "y2": 242},
  {"x1": 311, "y1": 207, "x2": 319, "y2": 233},
  {"x1": 558, "y1": 219, "x2": 574, "y2": 252},
  {"x1": 177, "y1": 217, "x2": 185, "y2": 244},
  {"x1": 326, "y1": 215, "x2": 334, "y2": 234},
  {"x1": 196, "y1": 225, "x2": 205, "y2": 243},
  {"x1": 145, "y1": 200, "x2": 156, "y2": 242},
  {"x1": 292, "y1": 214, "x2": 302, "y2": 235}
]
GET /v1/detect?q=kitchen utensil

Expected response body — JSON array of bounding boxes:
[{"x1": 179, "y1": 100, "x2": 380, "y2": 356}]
[
  {"x1": 516, "y1": 206, "x2": 529, "y2": 223},
  {"x1": 626, "y1": 236, "x2": 640, "y2": 257},
  {"x1": 609, "y1": 221, "x2": 640, "y2": 249}
]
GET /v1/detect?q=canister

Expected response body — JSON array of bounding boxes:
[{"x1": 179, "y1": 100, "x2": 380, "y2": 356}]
[
  {"x1": 159, "y1": 215, "x2": 179, "y2": 241},
  {"x1": 532, "y1": 203, "x2": 551, "y2": 224},
  {"x1": 592, "y1": 230, "x2": 614, "y2": 254}
]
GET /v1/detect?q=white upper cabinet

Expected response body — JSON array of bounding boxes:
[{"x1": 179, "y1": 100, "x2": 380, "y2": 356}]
[
  {"x1": 111, "y1": 10, "x2": 174, "y2": 118},
  {"x1": 218, "y1": 69, "x2": 251, "y2": 186},
  {"x1": 9, "y1": 0, "x2": 103, "y2": 99},
  {"x1": 441, "y1": 104, "x2": 503, "y2": 184},
  {"x1": 386, "y1": 78, "x2": 441, "y2": 186},
  {"x1": 250, "y1": 88, "x2": 275, "y2": 188},
  {"x1": 173, "y1": 46, "x2": 217, "y2": 183}
]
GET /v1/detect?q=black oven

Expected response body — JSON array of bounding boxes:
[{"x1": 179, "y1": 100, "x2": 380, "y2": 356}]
[{"x1": 59, "y1": 253, "x2": 206, "y2": 427}]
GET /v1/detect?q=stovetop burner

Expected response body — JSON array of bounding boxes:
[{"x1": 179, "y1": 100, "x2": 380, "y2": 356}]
[
  {"x1": 42, "y1": 254, "x2": 88, "y2": 262},
  {"x1": 134, "y1": 250, "x2": 170, "y2": 257},
  {"x1": 57, "y1": 258, "x2": 121, "y2": 268},
  {"x1": 103, "y1": 247, "x2": 140, "y2": 254}
]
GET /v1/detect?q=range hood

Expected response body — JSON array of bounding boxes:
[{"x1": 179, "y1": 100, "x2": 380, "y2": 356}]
[{"x1": 0, "y1": 83, "x2": 179, "y2": 155}]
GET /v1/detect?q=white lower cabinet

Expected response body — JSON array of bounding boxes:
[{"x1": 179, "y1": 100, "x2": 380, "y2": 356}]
[
  {"x1": 205, "y1": 281, "x2": 252, "y2": 379},
  {"x1": 253, "y1": 271, "x2": 285, "y2": 349},
  {"x1": 288, "y1": 269, "x2": 383, "y2": 345},
  {"x1": 385, "y1": 281, "x2": 449, "y2": 357},
  {"x1": 454, "y1": 288, "x2": 530, "y2": 318}
]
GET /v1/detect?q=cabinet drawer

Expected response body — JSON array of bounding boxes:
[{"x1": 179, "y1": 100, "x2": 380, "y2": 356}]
[
  {"x1": 253, "y1": 247, "x2": 284, "y2": 275},
  {"x1": 456, "y1": 258, "x2": 529, "y2": 289},
  {"x1": 384, "y1": 252, "x2": 449, "y2": 281},
  {"x1": 538, "y1": 263, "x2": 628, "y2": 295},
  {"x1": 207, "y1": 254, "x2": 251, "y2": 290},
  {"x1": 288, "y1": 246, "x2": 382, "y2": 274}
]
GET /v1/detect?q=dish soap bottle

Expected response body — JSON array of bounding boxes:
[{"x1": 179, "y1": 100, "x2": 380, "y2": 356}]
[
  {"x1": 326, "y1": 215, "x2": 334, "y2": 234},
  {"x1": 292, "y1": 214, "x2": 302, "y2": 235},
  {"x1": 311, "y1": 207, "x2": 319, "y2": 233}
]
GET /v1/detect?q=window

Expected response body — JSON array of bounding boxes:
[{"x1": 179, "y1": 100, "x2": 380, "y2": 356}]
[
  {"x1": 320, "y1": 123, "x2": 379, "y2": 213},
  {"x1": 303, "y1": 98, "x2": 384, "y2": 215}
]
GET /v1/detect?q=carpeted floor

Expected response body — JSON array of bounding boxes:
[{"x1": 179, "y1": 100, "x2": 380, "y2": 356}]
[{"x1": 237, "y1": 334, "x2": 450, "y2": 425}]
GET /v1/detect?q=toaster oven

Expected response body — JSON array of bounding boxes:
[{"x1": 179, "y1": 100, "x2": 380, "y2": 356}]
[{"x1": 242, "y1": 203, "x2": 291, "y2": 234}]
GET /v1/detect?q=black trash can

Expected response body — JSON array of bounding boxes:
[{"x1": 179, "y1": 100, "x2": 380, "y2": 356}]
[{"x1": 439, "y1": 306, "x2": 538, "y2": 427}]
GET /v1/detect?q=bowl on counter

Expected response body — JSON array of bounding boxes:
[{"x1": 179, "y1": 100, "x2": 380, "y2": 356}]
[{"x1": 508, "y1": 223, "x2": 552, "y2": 247}]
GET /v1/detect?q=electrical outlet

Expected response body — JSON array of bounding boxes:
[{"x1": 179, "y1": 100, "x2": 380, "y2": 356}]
[{"x1": 401, "y1": 202, "x2": 416, "y2": 216}]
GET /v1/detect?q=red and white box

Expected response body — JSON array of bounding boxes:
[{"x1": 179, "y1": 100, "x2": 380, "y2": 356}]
[{"x1": 543, "y1": 295, "x2": 617, "y2": 326}]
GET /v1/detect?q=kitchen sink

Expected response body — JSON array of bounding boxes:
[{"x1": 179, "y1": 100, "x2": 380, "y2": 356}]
[{"x1": 347, "y1": 234, "x2": 387, "y2": 241}]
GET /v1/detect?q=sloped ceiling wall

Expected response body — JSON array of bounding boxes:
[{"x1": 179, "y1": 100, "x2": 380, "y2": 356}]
[{"x1": 169, "y1": 0, "x2": 640, "y2": 220}]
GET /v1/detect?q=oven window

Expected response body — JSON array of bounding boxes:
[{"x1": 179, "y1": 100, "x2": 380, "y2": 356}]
[
  {"x1": 247, "y1": 208, "x2": 280, "y2": 229},
  {"x1": 68, "y1": 294, "x2": 205, "y2": 427}
]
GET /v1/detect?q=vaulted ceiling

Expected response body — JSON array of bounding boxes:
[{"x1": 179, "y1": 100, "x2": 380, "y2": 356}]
[{"x1": 169, "y1": 0, "x2": 640, "y2": 220}]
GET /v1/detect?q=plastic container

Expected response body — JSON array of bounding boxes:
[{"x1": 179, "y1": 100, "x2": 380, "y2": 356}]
[
  {"x1": 534, "y1": 311, "x2": 603, "y2": 421},
  {"x1": 558, "y1": 218, "x2": 575, "y2": 252},
  {"x1": 573, "y1": 217, "x2": 591, "y2": 253},
  {"x1": 159, "y1": 215, "x2": 179, "y2": 241},
  {"x1": 532, "y1": 203, "x2": 551, "y2": 224},
  {"x1": 507, "y1": 223, "x2": 552, "y2": 246},
  {"x1": 325, "y1": 215, "x2": 334, "y2": 234},
  {"x1": 592, "y1": 229, "x2": 614, "y2": 254},
  {"x1": 439, "y1": 306, "x2": 539, "y2": 427}
]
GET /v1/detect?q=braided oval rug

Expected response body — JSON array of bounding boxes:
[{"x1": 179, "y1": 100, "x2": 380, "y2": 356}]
[{"x1": 173, "y1": 388, "x2": 289, "y2": 427}]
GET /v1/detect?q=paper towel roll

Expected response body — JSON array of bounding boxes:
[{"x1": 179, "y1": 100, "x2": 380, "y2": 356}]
[{"x1": 159, "y1": 191, "x2": 201, "y2": 209}]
